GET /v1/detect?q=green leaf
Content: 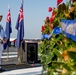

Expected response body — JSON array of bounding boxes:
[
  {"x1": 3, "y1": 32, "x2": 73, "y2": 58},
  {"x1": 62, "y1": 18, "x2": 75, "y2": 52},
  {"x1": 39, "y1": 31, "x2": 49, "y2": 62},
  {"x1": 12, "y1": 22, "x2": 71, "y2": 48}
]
[
  {"x1": 46, "y1": 52, "x2": 54, "y2": 64},
  {"x1": 67, "y1": 51, "x2": 76, "y2": 60},
  {"x1": 63, "y1": 64, "x2": 71, "y2": 71},
  {"x1": 54, "y1": 48, "x2": 61, "y2": 57}
]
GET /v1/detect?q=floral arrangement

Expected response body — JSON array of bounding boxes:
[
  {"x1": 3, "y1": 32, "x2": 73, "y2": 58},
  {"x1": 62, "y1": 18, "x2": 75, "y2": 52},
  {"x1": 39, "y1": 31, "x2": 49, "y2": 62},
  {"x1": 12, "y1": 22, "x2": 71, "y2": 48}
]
[{"x1": 39, "y1": 0, "x2": 76, "y2": 75}]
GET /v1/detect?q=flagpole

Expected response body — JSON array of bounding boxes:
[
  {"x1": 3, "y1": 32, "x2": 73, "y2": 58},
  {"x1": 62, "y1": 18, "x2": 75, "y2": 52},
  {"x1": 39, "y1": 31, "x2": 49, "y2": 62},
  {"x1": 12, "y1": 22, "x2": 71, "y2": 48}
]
[
  {"x1": 6, "y1": 45, "x2": 9, "y2": 61},
  {"x1": 4, "y1": 44, "x2": 10, "y2": 62},
  {"x1": 4, "y1": 5, "x2": 12, "y2": 62},
  {"x1": 22, "y1": 0, "x2": 24, "y2": 4},
  {"x1": 6, "y1": 6, "x2": 10, "y2": 62}
]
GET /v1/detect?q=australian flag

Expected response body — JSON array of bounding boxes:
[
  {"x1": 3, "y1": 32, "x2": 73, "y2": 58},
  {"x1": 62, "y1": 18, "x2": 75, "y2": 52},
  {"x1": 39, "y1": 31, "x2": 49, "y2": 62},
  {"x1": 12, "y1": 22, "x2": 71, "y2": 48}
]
[
  {"x1": 4, "y1": 6, "x2": 12, "y2": 49},
  {"x1": 15, "y1": 3, "x2": 24, "y2": 48}
]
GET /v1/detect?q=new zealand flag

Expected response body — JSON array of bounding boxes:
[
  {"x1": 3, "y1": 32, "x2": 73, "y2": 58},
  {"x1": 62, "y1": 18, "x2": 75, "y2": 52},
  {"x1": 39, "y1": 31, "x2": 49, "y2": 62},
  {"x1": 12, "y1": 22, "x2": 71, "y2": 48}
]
[
  {"x1": 15, "y1": 3, "x2": 24, "y2": 48},
  {"x1": 4, "y1": 7, "x2": 12, "y2": 49}
]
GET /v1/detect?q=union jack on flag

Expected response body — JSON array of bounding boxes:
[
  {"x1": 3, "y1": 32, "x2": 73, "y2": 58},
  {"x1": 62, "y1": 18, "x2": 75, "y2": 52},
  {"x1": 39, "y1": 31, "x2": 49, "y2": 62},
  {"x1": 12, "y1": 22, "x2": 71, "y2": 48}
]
[
  {"x1": 18, "y1": 7, "x2": 24, "y2": 30},
  {"x1": 6, "y1": 9, "x2": 11, "y2": 23}
]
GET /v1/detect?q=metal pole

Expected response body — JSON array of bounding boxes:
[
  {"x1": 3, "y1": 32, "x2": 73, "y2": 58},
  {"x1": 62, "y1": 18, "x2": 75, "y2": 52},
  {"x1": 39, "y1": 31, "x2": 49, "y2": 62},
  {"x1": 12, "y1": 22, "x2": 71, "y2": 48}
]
[
  {"x1": 6, "y1": 46, "x2": 9, "y2": 61},
  {"x1": 4, "y1": 45, "x2": 10, "y2": 62}
]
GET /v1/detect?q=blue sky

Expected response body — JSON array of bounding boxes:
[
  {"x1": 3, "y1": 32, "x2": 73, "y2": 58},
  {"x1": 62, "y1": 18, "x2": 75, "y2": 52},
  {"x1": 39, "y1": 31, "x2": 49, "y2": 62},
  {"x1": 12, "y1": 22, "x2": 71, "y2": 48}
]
[{"x1": 0, "y1": 0, "x2": 66, "y2": 39}]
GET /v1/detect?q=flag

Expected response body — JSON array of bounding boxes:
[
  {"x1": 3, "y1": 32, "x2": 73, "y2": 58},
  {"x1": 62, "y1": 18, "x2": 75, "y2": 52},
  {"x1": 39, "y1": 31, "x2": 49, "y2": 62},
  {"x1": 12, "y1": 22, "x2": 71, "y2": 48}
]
[
  {"x1": 61, "y1": 19, "x2": 76, "y2": 42},
  {"x1": 15, "y1": 2, "x2": 24, "y2": 48},
  {"x1": 4, "y1": 6, "x2": 12, "y2": 49},
  {"x1": 57, "y1": 0, "x2": 63, "y2": 5}
]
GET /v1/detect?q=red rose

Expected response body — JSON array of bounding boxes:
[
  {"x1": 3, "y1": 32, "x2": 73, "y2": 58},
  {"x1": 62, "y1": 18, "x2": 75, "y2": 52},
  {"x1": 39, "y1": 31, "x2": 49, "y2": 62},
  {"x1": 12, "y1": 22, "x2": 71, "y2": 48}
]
[
  {"x1": 52, "y1": 11, "x2": 55, "y2": 17},
  {"x1": 41, "y1": 26, "x2": 45, "y2": 32},
  {"x1": 48, "y1": 7, "x2": 52, "y2": 12},
  {"x1": 50, "y1": 11, "x2": 55, "y2": 23},
  {"x1": 50, "y1": 17, "x2": 53, "y2": 23},
  {"x1": 46, "y1": 16, "x2": 50, "y2": 22},
  {"x1": 57, "y1": 0, "x2": 63, "y2": 5},
  {"x1": 71, "y1": 0, "x2": 74, "y2": 2}
]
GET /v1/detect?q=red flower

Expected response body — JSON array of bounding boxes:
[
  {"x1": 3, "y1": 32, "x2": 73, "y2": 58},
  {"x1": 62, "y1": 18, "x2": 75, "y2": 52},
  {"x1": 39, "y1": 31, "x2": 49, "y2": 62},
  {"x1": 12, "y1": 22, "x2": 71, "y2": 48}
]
[
  {"x1": 71, "y1": 0, "x2": 74, "y2": 2},
  {"x1": 41, "y1": 25, "x2": 45, "y2": 32},
  {"x1": 48, "y1": 7, "x2": 52, "y2": 12},
  {"x1": 52, "y1": 11, "x2": 55, "y2": 17},
  {"x1": 50, "y1": 17, "x2": 53, "y2": 23},
  {"x1": 57, "y1": 0, "x2": 63, "y2": 5},
  {"x1": 50, "y1": 23, "x2": 53, "y2": 29},
  {"x1": 46, "y1": 16, "x2": 50, "y2": 22},
  {"x1": 50, "y1": 10, "x2": 55, "y2": 23}
]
